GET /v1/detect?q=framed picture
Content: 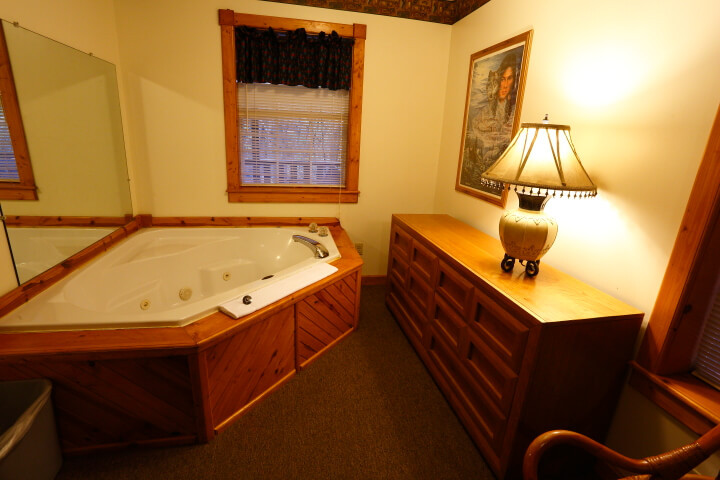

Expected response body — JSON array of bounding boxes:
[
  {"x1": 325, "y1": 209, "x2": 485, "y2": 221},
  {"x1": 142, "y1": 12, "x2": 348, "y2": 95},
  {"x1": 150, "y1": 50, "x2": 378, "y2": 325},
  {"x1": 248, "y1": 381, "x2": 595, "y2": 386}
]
[{"x1": 455, "y1": 30, "x2": 533, "y2": 206}]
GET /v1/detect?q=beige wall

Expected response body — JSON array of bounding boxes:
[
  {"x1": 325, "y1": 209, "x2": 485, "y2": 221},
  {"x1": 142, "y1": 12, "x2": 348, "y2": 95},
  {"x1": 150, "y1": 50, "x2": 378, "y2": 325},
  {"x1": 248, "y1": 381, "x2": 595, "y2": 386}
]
[
  {"x1": 112, "y1": 0, "x2": 451, "y2": 275},
  {"x1": 1, "y1": 0, "x2": 720, "y2": 472},
  {"x1": 0, "y1": 0, "x2": 120, "y2": 63},
  {"x1": 434, "y1": 0, "x2": 720, "y2": 473}
]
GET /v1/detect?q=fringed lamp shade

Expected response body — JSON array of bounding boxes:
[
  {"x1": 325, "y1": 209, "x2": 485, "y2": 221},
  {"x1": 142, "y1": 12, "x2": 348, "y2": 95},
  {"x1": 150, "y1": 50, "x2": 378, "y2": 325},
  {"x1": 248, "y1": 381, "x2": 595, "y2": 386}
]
[
  {"x1": 480, "y1": 120, "x2": 596, "y2": 277},
  {"x1": 482, "y1": 123, "x2": 597, "y2": 197}
]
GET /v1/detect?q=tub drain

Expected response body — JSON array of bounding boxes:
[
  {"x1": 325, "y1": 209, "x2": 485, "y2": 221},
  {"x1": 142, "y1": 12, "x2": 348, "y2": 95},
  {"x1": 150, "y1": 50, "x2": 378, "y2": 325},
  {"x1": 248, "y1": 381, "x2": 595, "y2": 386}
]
[
  {"x1": 140, "y1": 299, "x2": 151, "y2": 310},
  {"x1": 222, "y1": 272, "x2": 231, "y2": 281},
  {"x1": 179, "y1": 287, "x2": 193, "y2": 301}
]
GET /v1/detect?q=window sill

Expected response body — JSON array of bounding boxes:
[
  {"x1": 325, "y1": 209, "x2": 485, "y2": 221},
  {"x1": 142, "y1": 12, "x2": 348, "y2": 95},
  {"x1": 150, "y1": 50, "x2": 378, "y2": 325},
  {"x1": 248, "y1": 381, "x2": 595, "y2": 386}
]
[
  {"x1": 629, "y1": 361, "x2": 720, "y2": 435},
  {"x1": 0, "y1": 184, "x2": 38, "y2": 200},
  {"x1": 228, "y1": 189, "x2": 359, "y2": 203}
]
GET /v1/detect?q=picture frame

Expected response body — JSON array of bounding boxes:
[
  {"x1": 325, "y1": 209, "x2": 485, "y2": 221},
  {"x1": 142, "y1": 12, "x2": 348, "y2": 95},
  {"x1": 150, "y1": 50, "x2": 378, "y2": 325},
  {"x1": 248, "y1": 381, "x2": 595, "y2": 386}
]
[{"x1": 455, "y1": 30, "x2": 533, "y2": 206}]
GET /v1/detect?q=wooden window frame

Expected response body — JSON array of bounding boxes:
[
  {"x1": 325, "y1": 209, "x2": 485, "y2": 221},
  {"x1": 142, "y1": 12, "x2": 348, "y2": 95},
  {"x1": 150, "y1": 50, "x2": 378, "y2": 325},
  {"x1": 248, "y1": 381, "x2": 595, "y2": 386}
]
[
  {"x1": 218, "y1": 10, "x2": 365, "y2": 203},
  {"x1": 630, "y1": 104, "x2": 720, "y2": 435},
  {"x1": 0, "y1": 22, "x2": 37, "y2": 200}
]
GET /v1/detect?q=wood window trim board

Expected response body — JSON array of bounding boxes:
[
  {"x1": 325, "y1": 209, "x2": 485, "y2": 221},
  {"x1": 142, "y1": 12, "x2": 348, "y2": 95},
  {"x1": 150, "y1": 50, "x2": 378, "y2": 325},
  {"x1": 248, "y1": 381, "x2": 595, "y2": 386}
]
[
  {"x1": 633, "y1": 104, "x2": 720, "y2": 435},
  {"x1": 630, "y1": 362, "x2": 720, "y2": 435},
  {"x1": 0, "y1": 22, "x2": 37, "y2": 200},
  {"x1": 218, "y1": 10, "x2": 365, "y2": 204}
]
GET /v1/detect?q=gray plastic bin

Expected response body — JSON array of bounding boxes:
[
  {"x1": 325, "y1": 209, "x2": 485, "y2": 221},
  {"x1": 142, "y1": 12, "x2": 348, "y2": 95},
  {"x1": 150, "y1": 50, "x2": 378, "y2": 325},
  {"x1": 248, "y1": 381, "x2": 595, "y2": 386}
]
[{"x1": 0, "y1": 379, "x2": 62, "y2": 480}]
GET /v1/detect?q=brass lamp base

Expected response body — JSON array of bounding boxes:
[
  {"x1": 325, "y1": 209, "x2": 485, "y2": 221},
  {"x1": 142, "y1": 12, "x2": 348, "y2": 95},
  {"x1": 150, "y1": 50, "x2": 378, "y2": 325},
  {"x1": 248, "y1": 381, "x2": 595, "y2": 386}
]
[{"x1": 498, "y1": 192, "x2": 558, "y2": 277}]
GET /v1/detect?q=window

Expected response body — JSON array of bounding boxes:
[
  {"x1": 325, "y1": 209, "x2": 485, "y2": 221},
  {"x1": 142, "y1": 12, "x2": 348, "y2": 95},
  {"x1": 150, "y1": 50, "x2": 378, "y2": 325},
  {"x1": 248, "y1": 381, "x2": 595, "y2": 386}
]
[
  {"x1": 694, "y1": 291, "x2": 720, "y2": 389},
  {"x1": 238, "y1": 83, "x2": 348, "y2": 187},
  {"x1": 0, "y1": 22, "x2": 37, "y2": 200},
  {"x1": 218, "y1": 10, "x2": 365, "y2": 203},
  {"x1": 630, "y1": 105, "x2": 720, "y2": 435}
]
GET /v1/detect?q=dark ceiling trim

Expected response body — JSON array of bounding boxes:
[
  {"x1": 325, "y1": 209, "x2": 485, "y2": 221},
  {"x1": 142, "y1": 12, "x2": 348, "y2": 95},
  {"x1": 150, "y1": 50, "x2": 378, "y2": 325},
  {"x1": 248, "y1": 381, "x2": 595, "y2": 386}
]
[{"x1": 258, "y1": 0, "x2": 491, "y2": 25}]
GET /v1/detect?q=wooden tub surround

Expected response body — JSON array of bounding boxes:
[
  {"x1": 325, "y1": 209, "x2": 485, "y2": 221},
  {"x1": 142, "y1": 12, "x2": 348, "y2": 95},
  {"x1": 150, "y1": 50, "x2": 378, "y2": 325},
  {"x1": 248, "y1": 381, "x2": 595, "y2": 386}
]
[
  {"x1": 0, "y1": 216, "x2": 362, "y2": 454},
  {"x1": 385, "y1": 214, "x2": 644, "y2": 480}
]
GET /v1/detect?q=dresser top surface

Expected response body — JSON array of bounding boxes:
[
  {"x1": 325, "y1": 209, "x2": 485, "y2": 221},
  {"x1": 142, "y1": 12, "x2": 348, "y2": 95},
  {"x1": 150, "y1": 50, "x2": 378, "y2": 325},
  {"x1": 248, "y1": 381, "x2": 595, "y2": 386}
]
[{"x1": 392, "y1": 214, "x2": 643, "y2": 324}]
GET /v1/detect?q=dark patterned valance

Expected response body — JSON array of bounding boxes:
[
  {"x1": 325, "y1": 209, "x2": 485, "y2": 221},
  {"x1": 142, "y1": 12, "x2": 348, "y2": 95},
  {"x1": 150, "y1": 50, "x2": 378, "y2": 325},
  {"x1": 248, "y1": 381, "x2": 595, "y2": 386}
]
[{"x1": 235, "y1": 26, "x2": 354, "y2": 91}]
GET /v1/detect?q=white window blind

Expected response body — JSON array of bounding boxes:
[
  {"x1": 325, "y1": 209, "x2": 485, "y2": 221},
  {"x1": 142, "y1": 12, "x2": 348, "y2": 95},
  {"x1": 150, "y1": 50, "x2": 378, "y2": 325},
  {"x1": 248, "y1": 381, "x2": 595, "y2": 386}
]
[
  {"x1": 693, "y1": 289, "x2": 720, "y2": 389},
  {"x1": 237, "y1": 82, "x2": 349, "y2": 187},
  {"x1": 0, "y1": 94, "x2": 19, "y2": 182}
]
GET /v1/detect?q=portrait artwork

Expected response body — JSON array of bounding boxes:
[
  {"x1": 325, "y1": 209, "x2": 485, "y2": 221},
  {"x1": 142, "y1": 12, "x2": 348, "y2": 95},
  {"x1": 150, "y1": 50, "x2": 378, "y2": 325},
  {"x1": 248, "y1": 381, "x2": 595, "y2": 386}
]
[{"x1": 455, "y1": 31, "x2": 532, "y2": 206}]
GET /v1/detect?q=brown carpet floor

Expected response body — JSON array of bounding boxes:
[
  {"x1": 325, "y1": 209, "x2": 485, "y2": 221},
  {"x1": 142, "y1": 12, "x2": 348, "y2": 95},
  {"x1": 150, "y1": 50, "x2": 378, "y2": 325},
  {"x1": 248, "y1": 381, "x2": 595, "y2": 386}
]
[{"x1": 55, "y1": 285, "x2": 496, "y2": 480}]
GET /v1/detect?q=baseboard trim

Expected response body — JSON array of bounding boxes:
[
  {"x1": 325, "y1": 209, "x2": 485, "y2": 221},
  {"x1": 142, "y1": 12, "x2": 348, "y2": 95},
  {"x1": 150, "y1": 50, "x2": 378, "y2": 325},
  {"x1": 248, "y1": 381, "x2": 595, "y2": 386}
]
[{"x1": 361, "y1": 275, "x2": 387, "y2": 286}]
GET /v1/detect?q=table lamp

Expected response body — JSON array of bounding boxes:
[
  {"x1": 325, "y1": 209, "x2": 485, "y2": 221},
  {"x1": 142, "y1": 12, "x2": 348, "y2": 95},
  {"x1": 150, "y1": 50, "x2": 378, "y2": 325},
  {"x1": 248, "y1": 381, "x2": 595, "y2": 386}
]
[{"x1": 480, "y1": 116, "x2": 596, "y2": 277}]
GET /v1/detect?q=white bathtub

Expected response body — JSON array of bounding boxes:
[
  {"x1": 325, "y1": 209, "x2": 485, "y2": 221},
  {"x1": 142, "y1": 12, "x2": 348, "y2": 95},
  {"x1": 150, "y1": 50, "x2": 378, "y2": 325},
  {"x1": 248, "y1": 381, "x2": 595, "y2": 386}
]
[
  {"x1": 0, "y1": 227, "x2": 340, "y2": 332},
  {"x1": 6, "y1": 227, "x2": 118, "y2": 283}
]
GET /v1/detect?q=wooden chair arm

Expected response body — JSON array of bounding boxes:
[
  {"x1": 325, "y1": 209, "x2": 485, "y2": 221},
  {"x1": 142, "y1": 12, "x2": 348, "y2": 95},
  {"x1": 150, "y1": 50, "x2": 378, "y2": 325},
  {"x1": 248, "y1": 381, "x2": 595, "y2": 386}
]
[{"x1": 523, "y1": 426, "x2": 720, "y2": 480}]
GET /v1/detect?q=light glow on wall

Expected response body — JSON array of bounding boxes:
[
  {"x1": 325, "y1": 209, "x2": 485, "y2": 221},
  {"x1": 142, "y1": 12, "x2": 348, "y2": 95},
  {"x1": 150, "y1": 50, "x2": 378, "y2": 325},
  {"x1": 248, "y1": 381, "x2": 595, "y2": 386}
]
[{"x1": 560, "y1": 43, "x2": 645, "y2": 108}]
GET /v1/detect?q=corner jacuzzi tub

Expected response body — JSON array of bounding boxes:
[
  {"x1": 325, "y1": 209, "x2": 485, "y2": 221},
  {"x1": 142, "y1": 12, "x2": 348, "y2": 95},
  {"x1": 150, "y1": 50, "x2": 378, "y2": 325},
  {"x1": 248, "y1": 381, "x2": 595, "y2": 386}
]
[
  {"x1": 0, "y1": 227, "x2": 340, "y2": 332},
  {"x1": 6, "y1": 226, "x2": 118, "y2": 284}
]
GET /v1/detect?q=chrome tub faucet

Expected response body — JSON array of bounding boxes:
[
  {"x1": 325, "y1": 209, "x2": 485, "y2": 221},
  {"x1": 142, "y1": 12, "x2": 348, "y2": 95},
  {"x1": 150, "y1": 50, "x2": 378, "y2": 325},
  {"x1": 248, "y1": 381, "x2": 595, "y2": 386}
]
[{"x1": 292, "y1": 234, "x2": 329, "y2": 258}]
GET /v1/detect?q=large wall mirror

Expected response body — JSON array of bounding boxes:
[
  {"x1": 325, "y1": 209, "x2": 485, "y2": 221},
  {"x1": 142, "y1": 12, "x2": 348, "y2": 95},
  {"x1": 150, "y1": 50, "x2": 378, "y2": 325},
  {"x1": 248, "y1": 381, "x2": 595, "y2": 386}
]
[{"x1": 0, "y1": 20, "x2": 132, "y2": 291}]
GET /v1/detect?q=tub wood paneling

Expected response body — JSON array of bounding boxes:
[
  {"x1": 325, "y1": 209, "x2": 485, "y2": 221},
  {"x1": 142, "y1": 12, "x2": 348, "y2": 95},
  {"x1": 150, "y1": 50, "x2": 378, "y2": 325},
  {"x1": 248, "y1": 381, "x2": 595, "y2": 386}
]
[
  {"x1": 0, "y1": 356, "x2": 196, "y2": 452},
  {"x1": 0, "y1": 218, "x2": 363, "y2": 454},
  {"x1": 206, "y1": 305, "x2": 296, "y2": 432},
  {"x1": 297, "y1": 273, "x2": 358, "y2": 369}
]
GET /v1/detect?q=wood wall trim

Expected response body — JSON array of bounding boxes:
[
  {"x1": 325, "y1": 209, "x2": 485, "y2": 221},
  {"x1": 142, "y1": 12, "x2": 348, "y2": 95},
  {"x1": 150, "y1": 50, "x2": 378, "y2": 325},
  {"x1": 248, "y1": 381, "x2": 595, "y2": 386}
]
[
  {"x1": 361, "y1": 275, "x2": 386, "y2": 286},
  {"x1": 636, "y1": 104, "x2": 720, "y2": 373},
  {"x1": 629, "y1": 362, "x2": 720, "y2": 435},
  {"x1": 220, "y1": 21, "x2": 239, "y2": 196},
  {"x1": 145, "y1": 216, "x2": 341, "y2": 227},
  {"x1": 220, "y1": 10, "x2": 356, "y2": 37},
  {"x1": 3, "y1": 215, "x2": 132, "y2": 227},
  {"x1": 227, "y1": 190, "x2": 359, "y2": 203},
  {"x1": 345, "y1": 30, "x2": 364, "y2": 195}
]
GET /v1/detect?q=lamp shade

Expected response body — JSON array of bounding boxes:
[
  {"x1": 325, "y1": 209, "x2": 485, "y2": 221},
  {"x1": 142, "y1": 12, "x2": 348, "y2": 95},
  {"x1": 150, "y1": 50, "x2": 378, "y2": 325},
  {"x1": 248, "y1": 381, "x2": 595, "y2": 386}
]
[{"x1": 481, "y1": 122, "x2": 597, "y2": 197}]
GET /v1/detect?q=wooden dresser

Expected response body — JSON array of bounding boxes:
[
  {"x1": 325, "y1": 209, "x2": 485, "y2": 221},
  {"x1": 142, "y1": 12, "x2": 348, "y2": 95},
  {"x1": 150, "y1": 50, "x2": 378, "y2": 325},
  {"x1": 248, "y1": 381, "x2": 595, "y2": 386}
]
[{"x1": 385, "y1": 214, "x2": 643, "y2": 479}]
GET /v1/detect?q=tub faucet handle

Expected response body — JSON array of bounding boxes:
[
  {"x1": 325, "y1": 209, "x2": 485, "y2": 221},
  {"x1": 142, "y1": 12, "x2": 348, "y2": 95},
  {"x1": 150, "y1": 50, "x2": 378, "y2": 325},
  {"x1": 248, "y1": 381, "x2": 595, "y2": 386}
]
[
  {"x1": 318, "y1": 226, "x2": 329, "y2": 237},
  {"x1": 308, "y1": 222, "x2": 318, "y2": 233}
]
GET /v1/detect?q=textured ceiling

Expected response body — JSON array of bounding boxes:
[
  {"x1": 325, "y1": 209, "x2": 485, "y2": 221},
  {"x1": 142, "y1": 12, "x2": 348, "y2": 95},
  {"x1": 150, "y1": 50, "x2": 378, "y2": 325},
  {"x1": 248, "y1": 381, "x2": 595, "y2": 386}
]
[{"x1": 259, "y1": 0, "x2": 492, "y2": 25}]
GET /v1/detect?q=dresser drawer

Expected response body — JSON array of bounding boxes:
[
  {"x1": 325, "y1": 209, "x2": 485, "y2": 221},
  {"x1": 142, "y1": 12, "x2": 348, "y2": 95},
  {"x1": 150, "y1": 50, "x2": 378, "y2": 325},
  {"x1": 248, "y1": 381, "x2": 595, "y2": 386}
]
[
  {"x1": 409, "y1": 240, "x2": 437, "y2": 286},
  {"x1": 469, "y1": 289, "x2": 530, "y2": 373},
  {"x1": 390, "y1": 225, "x2": 412, "y2": 261},
  {"x1": 431, "y1": 294, "x2": 465, "y2": 350},
  {"x1": 462, "y1": 328, "x2": 519, "y2": 415},
  {"x1": 427, "y1": 327, "x2": 507, "y2": 453},
  {"x1": 387, "y1": 280, "x2": 427, "y2": 348},
  {"x1": 407, "y1": 268, "x2": 434, "y2": 318},
  {"x1": 437, "y1": 260, "x2": 474, "y2": 317},
  {"x1": 388, "y1": 252, "x2": 409, "y2": 288}
]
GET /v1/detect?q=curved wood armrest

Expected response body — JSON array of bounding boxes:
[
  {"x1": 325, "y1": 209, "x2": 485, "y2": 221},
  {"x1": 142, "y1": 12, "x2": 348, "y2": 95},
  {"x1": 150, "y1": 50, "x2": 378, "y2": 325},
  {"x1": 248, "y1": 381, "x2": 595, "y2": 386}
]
[{"x1": 523, "y1": 426, "x2": 720, "y2": 480}]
